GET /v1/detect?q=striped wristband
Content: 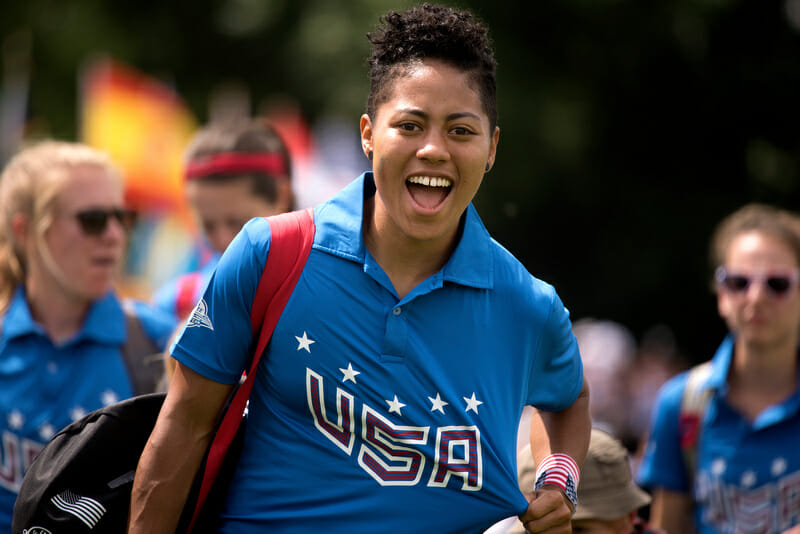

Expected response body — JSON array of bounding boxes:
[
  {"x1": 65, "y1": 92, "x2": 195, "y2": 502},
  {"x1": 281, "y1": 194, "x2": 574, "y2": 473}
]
[{"x1": 534, "y1": 453, "x2": 579, "y2": 512}]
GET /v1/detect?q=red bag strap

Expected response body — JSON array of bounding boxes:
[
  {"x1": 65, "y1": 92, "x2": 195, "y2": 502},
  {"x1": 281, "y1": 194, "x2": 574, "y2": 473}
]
[{"x1": 188, "y1": 207, "x2": 315, "y2": 531}]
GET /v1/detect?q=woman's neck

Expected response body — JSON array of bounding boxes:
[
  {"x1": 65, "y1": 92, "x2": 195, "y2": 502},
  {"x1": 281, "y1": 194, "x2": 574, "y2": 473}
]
[
  {"x1": 727, "y1": 338, "x2": 798, "y2": 419},
  {"x1": 25, "y1": 278, "x2": 90, "y2": 344},
  {"x1": 363, "y1": 197, "x2": 458, "y2": 300},
  {"x1": 733, "y1": 335, "x2": 798, "y2": 376}
]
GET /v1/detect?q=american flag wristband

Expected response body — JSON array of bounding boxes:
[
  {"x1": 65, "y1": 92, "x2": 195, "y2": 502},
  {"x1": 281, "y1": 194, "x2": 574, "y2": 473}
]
[{"x1": 534, "y1": 453, "x2": 579, "y2": 513}]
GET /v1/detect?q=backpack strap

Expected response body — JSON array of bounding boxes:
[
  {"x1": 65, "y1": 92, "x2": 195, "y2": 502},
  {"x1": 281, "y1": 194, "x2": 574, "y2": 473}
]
[
  {"x1": 678, "y1": 361, "x2": 714, "y2": 486},
  {"x1": 121, "y1": 300, "x2": 165, "y2": 395},
  {"x1": 175, "y1": 272, "x2": 203, "y2": 320},
  {"x1": 187, "y1": 207, "x2": 315, "y2": 532}
]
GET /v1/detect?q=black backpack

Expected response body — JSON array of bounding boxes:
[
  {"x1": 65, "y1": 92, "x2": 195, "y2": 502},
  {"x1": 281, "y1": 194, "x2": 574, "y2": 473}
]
[{"x1": 12, "y1": 393, "x2": 166, "y2": 533}]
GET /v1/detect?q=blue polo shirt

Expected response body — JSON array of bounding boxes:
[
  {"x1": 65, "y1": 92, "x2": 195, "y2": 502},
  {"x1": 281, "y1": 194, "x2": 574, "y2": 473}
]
[
  {"x1": 152, "y1": 257, "x2": 218, "y2": 321},
  {"x1": 172, "y1": 173, "x2": 584, "y2": 533},
  {"x1": 637, "y1": 335, "x2": 800, "y2": 533},
  {"x1": 0, "y1": 287, "x2": 175, "y2": 529}
]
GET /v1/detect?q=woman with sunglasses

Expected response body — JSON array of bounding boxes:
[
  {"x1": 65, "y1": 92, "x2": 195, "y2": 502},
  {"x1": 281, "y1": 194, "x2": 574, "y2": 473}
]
[
  {"x1": 638, "y1": 203, "x2": 800, "y2": 534},
  {"x1": 0, "y1": 140, "x2": 176, "y2": 530}
]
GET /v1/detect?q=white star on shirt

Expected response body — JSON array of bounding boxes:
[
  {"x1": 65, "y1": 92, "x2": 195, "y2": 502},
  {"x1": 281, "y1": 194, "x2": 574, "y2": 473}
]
[
  {"x1": 295, "y1": 331, "x2": 316, "y2": 353},
  {"x1": 711, "y1": 458, "x2": 726, "y2": 476},
  {"x1": 39, "y1": 423, "x2": 55, "y2": 441},
  {"x1": 772, "y1": 457, "x2": 788, "y2": 477},
  {"x1": 101, "y1": 390, "x2": 119, "y2": 406},
  {"x1": 463, "y1": 393, "x2": 483, "y2": 414},
  {"x1": 8, "y1": 410, "x2": 24, "y2": 430},
  {"x1": 741, "y1": 470, "x2": 757, "y2": 488},
  {"x1": 70, "y1": 406, "x2": 86, "y2": 422},
  {"x1": 428, "y1": 393, "x2": 449, "y2": 414},
  {"x1": 339, "y1": 363, "x2": 361, "y2": 384},
  {"x1": 386, "y1": 396, "x2": 406, "y2": 416}
]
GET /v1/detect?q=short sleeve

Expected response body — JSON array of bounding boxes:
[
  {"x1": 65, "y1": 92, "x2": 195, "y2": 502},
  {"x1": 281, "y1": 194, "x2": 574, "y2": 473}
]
[
  {"x1": 636, "y1": 371, "x2": 691, "y2": 492},
  {"x1": 526, "y1": 290, "x2": 584, "y2": 411}
]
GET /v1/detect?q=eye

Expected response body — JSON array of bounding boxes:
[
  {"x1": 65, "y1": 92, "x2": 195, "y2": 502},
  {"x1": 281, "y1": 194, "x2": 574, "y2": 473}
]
[
  {"x1": 450, "y1": 126, "x2": 475, "y2": 136},
  {"x1": 397, "y1": 122, "x2": 420, "y2": 132}
]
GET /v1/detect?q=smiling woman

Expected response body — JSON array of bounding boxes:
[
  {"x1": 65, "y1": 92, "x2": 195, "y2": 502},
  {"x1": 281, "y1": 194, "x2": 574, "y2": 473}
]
[
  {"x1": 0, "y1": 141, "x2": 176, "y2": 531},
  {"x1": 360, "y1": 58, "x2": 499, "y2": 278},
  {"x1": 128, "y1": 5, "x2": 589, "y2": 534}
]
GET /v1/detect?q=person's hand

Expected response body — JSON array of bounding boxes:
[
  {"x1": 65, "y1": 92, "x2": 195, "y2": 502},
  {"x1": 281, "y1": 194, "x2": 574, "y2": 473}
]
[
  {"x1": 518, "y1": 485, "x2": 573, "y2": 533},
  {"x1": 782, "y1": 526, "x2": 800, "y2": 534}
]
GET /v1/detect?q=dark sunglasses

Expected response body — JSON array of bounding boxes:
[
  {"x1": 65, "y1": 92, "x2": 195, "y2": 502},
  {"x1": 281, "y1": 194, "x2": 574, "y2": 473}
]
[
  {"x1": 74, "y1": 208, "x2": 137, "y2": 236},
  {"x1": 714, "y1": 266, "x2": 800, "y2": 297}
]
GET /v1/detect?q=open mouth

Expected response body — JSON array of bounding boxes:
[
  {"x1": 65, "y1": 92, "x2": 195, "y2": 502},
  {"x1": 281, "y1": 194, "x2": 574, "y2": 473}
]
[
  {"x1": 91, "y1": 257, "x2": 118, "y2": 269},
  {"x1": 406, "y1": 175, "x2": 452, "y2": 210}
]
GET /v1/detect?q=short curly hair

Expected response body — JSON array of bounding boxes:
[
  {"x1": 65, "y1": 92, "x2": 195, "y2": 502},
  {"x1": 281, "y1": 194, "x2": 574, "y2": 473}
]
[{"x1": 365, "y1": 3, "x2": 498, "y2": 130}]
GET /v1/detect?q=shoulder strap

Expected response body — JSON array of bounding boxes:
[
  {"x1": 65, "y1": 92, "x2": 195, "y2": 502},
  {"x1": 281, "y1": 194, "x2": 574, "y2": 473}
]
[
  {"x1": 121, "y1": 300, "x2": 164, "y2": 395},
  {"x1": 175, "y1": 272, "x2": 203, "y2": 320},
  {"x1": 187, "y1": 207, "x2": 315, "y2": 532},
  {"x1": 678, "y1": 360, "x2": 714, "y2": 484}
]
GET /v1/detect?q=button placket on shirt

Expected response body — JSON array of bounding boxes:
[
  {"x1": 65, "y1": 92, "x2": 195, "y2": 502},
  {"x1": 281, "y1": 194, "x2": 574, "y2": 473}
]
[{"x1": 381, "y1": 304, "x2": 408, "y2": 363}]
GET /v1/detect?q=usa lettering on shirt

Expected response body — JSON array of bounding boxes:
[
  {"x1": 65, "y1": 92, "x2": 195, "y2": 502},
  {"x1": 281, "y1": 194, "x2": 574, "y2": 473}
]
[{"x1": 696, "y1": 469, "x2": 800, "y2": 532}]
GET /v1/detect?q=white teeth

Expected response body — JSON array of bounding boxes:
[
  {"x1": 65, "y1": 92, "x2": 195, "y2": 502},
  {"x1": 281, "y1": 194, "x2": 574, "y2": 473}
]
[{"x1": 407, "y1": 176, "x2": 452, "y2": 187}]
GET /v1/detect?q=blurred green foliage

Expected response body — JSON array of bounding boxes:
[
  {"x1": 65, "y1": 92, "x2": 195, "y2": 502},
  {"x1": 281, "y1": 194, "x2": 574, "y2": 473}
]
[{"x1": 2, "y1": 0, "x2": 800, "y2": 361}]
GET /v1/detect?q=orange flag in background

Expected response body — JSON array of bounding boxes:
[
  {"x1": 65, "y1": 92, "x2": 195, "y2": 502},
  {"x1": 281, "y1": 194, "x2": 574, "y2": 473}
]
[{"x1": 80, "y1": 58, "x2": 197, "y2": 217}]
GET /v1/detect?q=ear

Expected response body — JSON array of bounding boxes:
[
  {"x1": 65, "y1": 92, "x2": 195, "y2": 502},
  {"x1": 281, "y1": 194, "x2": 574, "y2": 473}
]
[
  {"x1": 485, "y1": 126, "x2": 500, "y2": 172},
  {"x1": 276, "y1": 177, "x2": 293, "y2": 212},
  {"x1": 10, "y1": 213, "x2": 29, "y2": 246},
  {"x1": 616, "y1": 511, "x2": 637, "y2": 531},
  {"x1": 360, "y1": 114, "x2": 374, "y2": 159}
]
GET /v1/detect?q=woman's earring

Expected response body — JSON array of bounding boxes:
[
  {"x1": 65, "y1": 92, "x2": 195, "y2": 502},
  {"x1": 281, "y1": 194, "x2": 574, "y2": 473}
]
[
  {"x1": 368, "y1": 150, "x2": 374, "y2": 161},
  {"x1": 485, "y1": 162, "x2": 490, "y2": 171}
]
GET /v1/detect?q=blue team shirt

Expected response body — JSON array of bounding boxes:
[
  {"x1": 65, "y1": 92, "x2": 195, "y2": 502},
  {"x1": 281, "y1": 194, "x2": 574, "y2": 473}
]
[
  {"x1": 172, "y1": 173, "x2": 584, "y2": 533},
  {"x1": 152, "y1": 255, "x2": 219, "y2": 321},
  {"x1": 637, "y1": 335, "x2": 800, "y2": 533},
  {"x1": 0, "y1": 287, "x2": 175, "y2": 529}
]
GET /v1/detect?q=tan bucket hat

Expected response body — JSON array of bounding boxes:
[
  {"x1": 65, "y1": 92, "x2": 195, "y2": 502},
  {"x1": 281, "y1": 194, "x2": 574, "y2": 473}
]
[{"x1": 518, "y1": 428, "x2": 651, "y2": 521}]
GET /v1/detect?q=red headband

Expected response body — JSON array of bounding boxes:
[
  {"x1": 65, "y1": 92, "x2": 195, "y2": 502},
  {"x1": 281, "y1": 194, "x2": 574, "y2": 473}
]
[{"x1": 185, "y1": 152, "x2": 288, "y2": 181}]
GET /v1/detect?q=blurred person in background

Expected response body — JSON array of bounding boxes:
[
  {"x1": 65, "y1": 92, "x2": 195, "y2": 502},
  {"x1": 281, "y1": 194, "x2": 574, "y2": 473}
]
[
  {"x1": 0, "y1": 141, "x2": 175, "y2": 529},
  {"x1": 572, "y1": 318, "x2": 638, "y2": 444},
  {"x1": 638, "y1": 203, "x2": 800, "y2": 534},
  {"x1": 151, "y1": 117, "x2": 294, "y2": 322},
  {"x1": 510, "y1": 428, "x2": 664, "y2": 534},
  {"x1": 626, "y1": 324, "x2": 687, "y2": 473}
]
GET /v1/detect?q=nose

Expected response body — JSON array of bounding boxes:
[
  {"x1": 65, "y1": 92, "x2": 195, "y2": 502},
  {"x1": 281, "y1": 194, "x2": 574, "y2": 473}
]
[
  {"x1": 745, "y1": 279, "x2": 771, "y2": 302},
  {"x1": 416, "y1": 131, "x2": 450, "y2": 164},
  {"x1": 102, "y1": 216, "x2": 127, "y2": 243}
]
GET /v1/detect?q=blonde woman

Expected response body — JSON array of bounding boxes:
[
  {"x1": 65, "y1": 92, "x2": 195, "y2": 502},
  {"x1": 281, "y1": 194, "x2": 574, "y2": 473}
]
[{"x1": 0, "y1": 141, "x2": 175, "y2": 529}]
